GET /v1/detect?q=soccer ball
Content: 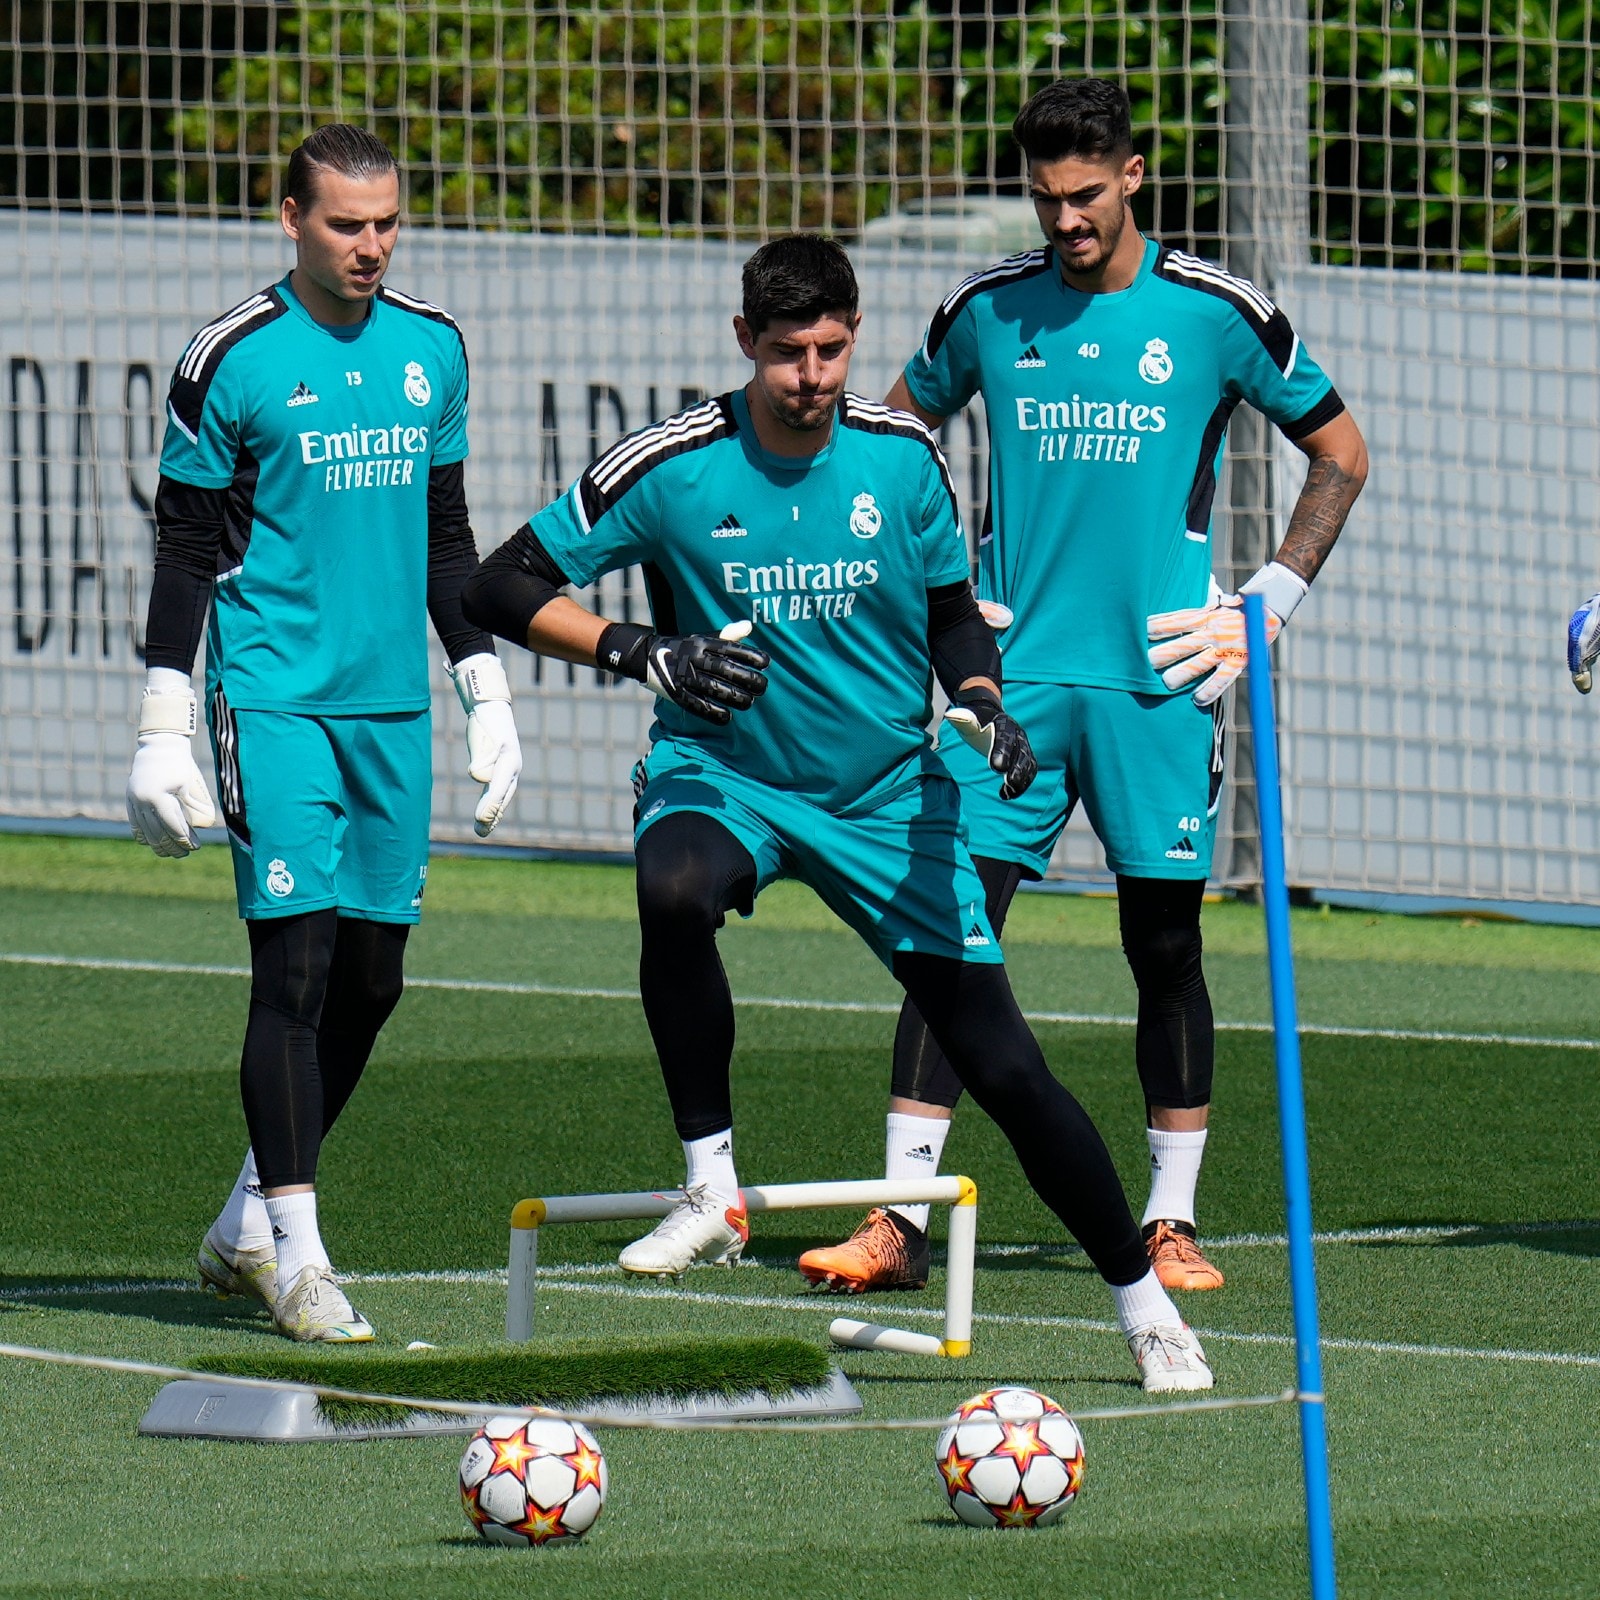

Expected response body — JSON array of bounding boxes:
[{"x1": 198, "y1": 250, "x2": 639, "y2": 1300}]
[
  {"x1": 934, "y1": 1387, "x2": 1084, "y2": 1528},
  {"x1": 459, "y1": 1413, "x2": 608, "y2": 1546}
]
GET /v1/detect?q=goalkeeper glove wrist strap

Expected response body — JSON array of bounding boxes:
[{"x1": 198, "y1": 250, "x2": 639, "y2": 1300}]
[
  {"x1": 596, "y1": 621, "x2": 653, "y2": 682},
  {"x1": 137, "y1": 689, "x2": 198, "y2": 739},
  {"x1": 1240, "y1": 561, "x2": 1310, "y2": 624},
  {"x1": 447, "y1": 651, "x2": 511, "y2": 713},
  {"x1": 952, "y1": 685, "x2": 1003, "y2": 724}
]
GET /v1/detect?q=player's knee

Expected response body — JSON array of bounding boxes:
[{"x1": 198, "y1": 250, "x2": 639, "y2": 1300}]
[
  {"x1": 635, "y1": 843, "x2": 726, "y2": 937},
  {"x1": 1120, "y1": 912, "x2": 1204, "y2": 995},
  {"x1": 248, "y1": 910, "x2": 338, "y2": 1024},
  {"x1": 636, "y1": 813, "x2": 755, "y2": 938},
  {"x1": 338, "y1": 921, "x2": 408, "y2": 1023}
]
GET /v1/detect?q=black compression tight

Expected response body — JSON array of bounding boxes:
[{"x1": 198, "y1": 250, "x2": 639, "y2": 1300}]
[
  {"x1": 1117, "y1": 875, "x2": 1212, "y2": 1114},
  {"x1": 240, "y1": 911, "x2": 409, "y2": 1189},
  {"x1": 892, "y1": 952, "x2": 1149, "y2": 1284},
  {"x1": 891, "y1": 863, "x2": 1213, "y2": 1117},
  {"x1": 891, "y1": 855, "x2": 1024, "y2": 1106},
  {"x1": 633, "y1": 813, "x2": 1147, "y2": 1285},
  {"x1": 635, "y1": 812, "x2": 757, "y2": 1142}
]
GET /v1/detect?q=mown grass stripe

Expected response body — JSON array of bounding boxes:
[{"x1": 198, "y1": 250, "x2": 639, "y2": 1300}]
[{"x1": 5, "y1": 950, "x2": 1596, "y2": 1051}]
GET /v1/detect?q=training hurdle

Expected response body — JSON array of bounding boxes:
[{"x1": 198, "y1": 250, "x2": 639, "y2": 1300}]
[{"x1": 506, "y1": 1177, "x2": 978, "y2": 1357}]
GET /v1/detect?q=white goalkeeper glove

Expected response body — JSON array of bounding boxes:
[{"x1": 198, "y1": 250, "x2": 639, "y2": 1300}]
[
  {"x1": 1568, "y1": 592, "x2": 1600, "y2": 693},
  {"x1": 447, "y1": 652, "x2": 523, "y2": 837},
  {"x1": 1147, "y1": 563, "x2": 1309, "y2": 707},
  {"x1": 125, "y1": 667, "x2": 217, "y2": 858}
]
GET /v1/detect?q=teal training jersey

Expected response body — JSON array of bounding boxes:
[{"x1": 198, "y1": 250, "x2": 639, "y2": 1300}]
[
  {"x1": 160, "y1": 274, "x2": 470, "y2": 714},
  {"x1": 905, "y1": 237, "x2": 1343, "y2": 693},
  {"x1": 528, "y1": 388, "x2": 972, "y2": 811}
]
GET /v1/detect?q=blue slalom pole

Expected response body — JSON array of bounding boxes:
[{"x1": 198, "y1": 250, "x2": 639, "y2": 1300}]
[{"x1": 1243, "y1": 594, "x2": 1337, "y2": 1600}]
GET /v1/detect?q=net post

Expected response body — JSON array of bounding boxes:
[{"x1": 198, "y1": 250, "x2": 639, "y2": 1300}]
[
  {"x1": 1244, "y1": 594, "x2": 1337, "y2": 1600},
  {"x1": 506, "y1": 1198, "x2": 547, "y2": 1342}
]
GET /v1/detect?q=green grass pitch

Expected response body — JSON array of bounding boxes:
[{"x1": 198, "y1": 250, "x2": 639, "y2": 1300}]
[{"x1": 1, "y1": 834, "x2": 1598, "y2": 1598}]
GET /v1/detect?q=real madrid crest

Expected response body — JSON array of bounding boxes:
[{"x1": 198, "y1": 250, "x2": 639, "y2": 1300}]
[
  {"x1": 403, "y1": 360, "x2": 432, "y2": 406},
  {"x1": 1138, "y1": 338, "x2": 1173, "y2": 385},
  {"x1": 849, "y1": 491, "x2": 882, "y2": 539}
]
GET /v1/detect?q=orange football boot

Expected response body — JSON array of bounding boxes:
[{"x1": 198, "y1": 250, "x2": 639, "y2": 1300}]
[
  {"x1": 797, "y1": 1206, "x2": 929, "y2": 1292},
  {"x1": 1144, "y1": 1219, "x2": 1226, "y2": 1291}
]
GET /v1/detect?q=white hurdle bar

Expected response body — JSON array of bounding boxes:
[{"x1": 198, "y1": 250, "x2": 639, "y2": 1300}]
[{"x1": 506, "y1": 1176, "x2": 978, "y2": 1358}]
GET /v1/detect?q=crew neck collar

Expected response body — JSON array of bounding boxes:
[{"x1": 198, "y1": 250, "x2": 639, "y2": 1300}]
[{"x1": 731, "y1": 385, "x2": 840, "y2": 470}]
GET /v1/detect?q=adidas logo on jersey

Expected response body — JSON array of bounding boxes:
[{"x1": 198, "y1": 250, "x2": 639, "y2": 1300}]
[
  {"x1": 1165, "y1": 835, "x2": 1199, "y2": 862},
  {"x1": 963, "y1": 922, "x2": 991, "y2": 948},
  {"x1": 1014, "y1": 344, "x2": 1046, "y2": 369},
  {"x1": 711, "y1": 513, "x2": 748, "y2": 539},
  {"x1": 285, "y1": 380, "x2": 320, "y2": 407},
  {"x1": 907, "y1": 1143, "x2": 936, "y2": 1163}
]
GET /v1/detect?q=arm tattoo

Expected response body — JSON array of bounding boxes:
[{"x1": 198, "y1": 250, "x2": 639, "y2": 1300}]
[{"x1": 1275, "y1": 454, "x2": 1360, "y2": 585}]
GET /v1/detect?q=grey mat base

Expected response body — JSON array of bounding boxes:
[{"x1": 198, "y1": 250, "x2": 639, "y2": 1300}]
[{"x1": 138, "y1": 1367, "x2": 863, "y2": 1442}]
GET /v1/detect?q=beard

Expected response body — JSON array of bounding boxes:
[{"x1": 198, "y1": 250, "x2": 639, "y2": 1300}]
[{"x1": 769, "y1": 388, "x2": 840, "y2": 432}]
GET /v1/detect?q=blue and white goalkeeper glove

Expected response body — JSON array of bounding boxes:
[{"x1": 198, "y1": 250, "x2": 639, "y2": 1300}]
[
  {"x1": 447, "y1": 653, "x2": 523, "y2": 836},
  {"x1": 125, "y1": 667, "x2": 217, "y2": 858},
  {"x1": 1568, "y1": 593, "x2": 1600, "y2": 693}
]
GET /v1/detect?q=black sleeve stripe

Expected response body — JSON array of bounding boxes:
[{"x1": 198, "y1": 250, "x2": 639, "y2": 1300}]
[
  {"x1": 378, "y1": 283, "x2": 461, "y2": 329},
  {"x1": 168, "y1": 288, "x2": 288, "y2": 435},
  {"x1": 378, "y1": 285, "x2": 469, "y2": 378},
  {"x1": 922, "y1": 248, "x2": 1053, "y2": 361},
  {"x1": 577, "y1": 396, "x2": 737, "y2": 531},
  {"x1": 1155, "y1": 247, "x2": 1297, "y2": 373},
  {"x1": 1279, "y1": 388, "x2": 1347, "y2": 442},
  {"x1": 1185, "y1": 397, "x2": 1241, "y2": 539},
  {"x1": 840, "y1": 394, "x2": 963, "y2": 540}
]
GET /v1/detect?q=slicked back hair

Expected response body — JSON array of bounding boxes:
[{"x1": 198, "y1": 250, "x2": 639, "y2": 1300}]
[
  {"x1": 741, "y1": 235, "x2": 859, "y2": 336},
  {"x1": 1012, "y1": 79, "x2": 1134, "y2": 166},
  {"x1": 284, "y1": 124, "x2": 400, "y2": 211}
]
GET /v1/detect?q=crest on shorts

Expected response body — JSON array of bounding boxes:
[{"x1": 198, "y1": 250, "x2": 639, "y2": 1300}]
[
  {"x1": 849, "y1": 491, "x2": 882, "y2": 539},
  {"x1": 1138, "y1": 338, "x2": 1173, "y2": 385},
  {"x1": 266, "y1": 858, "x2": 295, "y2": 898},
  {"x1": 403, "y1": 360, "x2": 432, "y2": 406}
]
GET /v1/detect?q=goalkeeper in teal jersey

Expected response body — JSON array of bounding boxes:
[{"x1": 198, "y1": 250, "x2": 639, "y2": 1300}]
[
  {"x1": 802, "y1": 78, "x2": 1368, "y2": 1298},
  {"x1": 465, "y1": 235, "x2": 1214, "y2": 1392},
  {"x1": 124, "y1": 126, "x2": 523, "y2": 1342}
]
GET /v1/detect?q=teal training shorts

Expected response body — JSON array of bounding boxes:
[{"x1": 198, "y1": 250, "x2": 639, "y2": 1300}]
[
  {"x1": 208, "y1": 696, "x2": 432, "y2": 923},
  {"x1": 939, "y1": 681, "x2": 1226, "y2": 880},
  {"x1": 632, "y1": 737, "x2": 1003, "y2": 970}
]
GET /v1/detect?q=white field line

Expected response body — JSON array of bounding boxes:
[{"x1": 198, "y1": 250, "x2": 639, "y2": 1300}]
[
  {"x1": 5, "y1": 1265, "x2": 1598, "y2": 1371},
  {"x1": 4, "y1": 951, "x2": 1596, "y2": 1052}
]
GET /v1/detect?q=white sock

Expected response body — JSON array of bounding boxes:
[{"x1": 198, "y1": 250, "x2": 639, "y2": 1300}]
[
  {"x1": 263, "y1": 1191, "x2": 331, "y2": 1291},
  {"x1": 213, "y1": 1149, "x2": 273, "y2": 1254},
  {"x1": 885, "y1": 1111, "x2": 950, "y2": 1232},
  {"x1": 1142, "y1": 1127, "x2": 1209, "y2": 1229},
  {"x1": 1111, "y1": 1268, "x2": 1183, "y2": 1336},
  {"x1": 683, "y1": 1129, "x2": 739, "y2": 1203}
]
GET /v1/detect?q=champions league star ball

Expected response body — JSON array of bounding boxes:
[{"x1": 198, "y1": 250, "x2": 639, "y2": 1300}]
[
  {"x1": 934, "y1": 1387, "x2": 1085, "y2": 1528},
  {"x1": 459, "y1": 1414, "x2": 608, "y2": 1546}
]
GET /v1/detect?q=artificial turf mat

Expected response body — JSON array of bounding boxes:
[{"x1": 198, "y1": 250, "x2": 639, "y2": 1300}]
[{"x1": 189, "y1": 1336, "x2": 833, "y2": 1424}]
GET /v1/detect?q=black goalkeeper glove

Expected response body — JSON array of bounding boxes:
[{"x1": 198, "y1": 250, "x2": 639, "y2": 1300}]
[
  {"x1": 943, "y1": 687, "x2": 1037, "y2": 801},
  {"x1": 597, "y1": 620, "x2": 769, "y2": 727}
]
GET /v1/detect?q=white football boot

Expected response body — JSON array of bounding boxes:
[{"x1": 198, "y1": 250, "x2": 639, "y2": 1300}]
[
  {"x1": 617, "y1": 1183, "x2": 749, "y2": 1279},
  {"x1": 1128, "y1": 1322, "x2": 1214, "y2": 1393},
  {"x1": 272, "y1": 1264, "x2": 375, "y2": 1342},
  {"x1": 197, "y1": 1226, "x2": 279, "y2": 1311}
]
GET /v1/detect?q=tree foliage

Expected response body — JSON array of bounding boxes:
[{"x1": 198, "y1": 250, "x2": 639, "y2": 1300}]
[{"x1": 1, "y1": 0, "x2": 1594, "y2": 274}]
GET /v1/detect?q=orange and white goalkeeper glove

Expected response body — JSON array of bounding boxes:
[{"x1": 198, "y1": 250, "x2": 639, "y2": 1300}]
[{"x1": 1146, "y1": 563, "x2": 1309, "y2": 707}]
